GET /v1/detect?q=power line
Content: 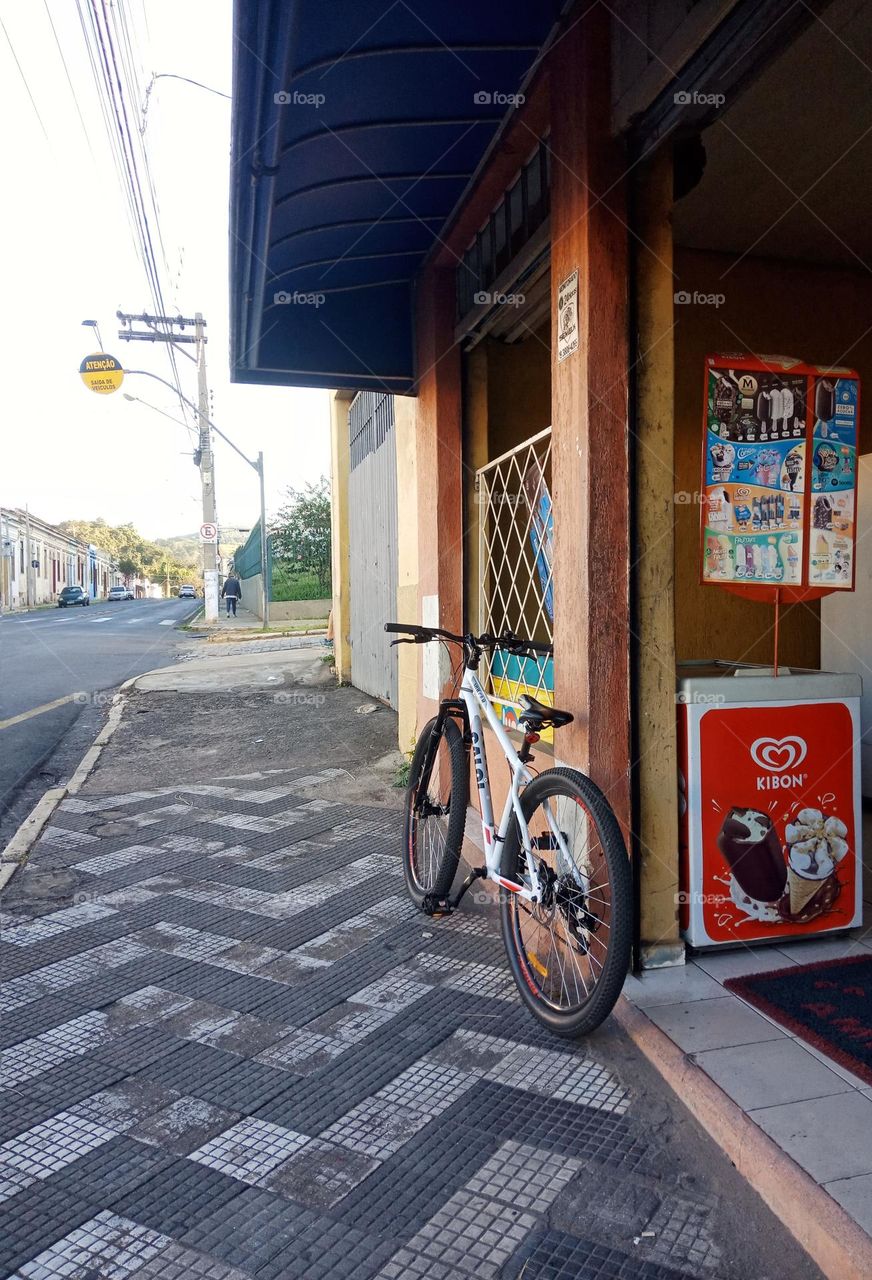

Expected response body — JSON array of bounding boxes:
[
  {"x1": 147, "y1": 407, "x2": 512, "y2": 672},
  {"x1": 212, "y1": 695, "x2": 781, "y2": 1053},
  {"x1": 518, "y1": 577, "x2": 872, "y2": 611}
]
[
  {"x1": 0, "y1": 13, "x2": 50, "y2": 143},
  {"x1": 41, "y1": 0, "x2": 95, "y2": 159},
  {"x1": 76, "y1": 0, "x2": 193, "y2": 431}
]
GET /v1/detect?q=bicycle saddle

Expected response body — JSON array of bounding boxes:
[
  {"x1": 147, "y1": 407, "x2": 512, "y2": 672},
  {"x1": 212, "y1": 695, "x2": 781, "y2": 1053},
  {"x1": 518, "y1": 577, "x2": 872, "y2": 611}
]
[{"x1": 518, "y1": 694, "x2": 574, "y2": 729}]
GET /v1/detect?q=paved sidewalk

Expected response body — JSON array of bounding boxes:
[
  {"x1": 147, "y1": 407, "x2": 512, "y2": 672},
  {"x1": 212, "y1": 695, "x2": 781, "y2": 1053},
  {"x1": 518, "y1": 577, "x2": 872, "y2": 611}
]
[
  {"x1": 0, "y1": 684, "x2": 821, "y2": 1279},
  {"x1": 185, "y1": 605, "x2": 328, "y2": 638}
]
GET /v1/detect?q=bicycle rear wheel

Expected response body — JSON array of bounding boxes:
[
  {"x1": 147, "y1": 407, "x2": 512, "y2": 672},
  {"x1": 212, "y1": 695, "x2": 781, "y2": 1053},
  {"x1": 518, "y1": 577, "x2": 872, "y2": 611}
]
[
  {"x1": 403, "y1": 716, "x2": 467, "y2": 908},
  {"x1": 499, "y1": 767, "x2": 632, "y2": 1038}
]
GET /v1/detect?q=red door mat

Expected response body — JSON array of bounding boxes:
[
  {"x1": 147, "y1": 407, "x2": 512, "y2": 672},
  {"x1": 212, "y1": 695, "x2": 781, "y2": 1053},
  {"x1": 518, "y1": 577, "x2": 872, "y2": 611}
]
[{"x1": 726, "y1": 953, "x2": 872, "y2": 1086}]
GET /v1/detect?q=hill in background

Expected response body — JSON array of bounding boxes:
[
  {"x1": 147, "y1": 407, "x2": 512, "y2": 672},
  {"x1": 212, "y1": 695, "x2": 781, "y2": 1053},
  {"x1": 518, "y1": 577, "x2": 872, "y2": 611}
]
[{"x1": 154, "y1": 527, "x2": 251, "y2": 567}]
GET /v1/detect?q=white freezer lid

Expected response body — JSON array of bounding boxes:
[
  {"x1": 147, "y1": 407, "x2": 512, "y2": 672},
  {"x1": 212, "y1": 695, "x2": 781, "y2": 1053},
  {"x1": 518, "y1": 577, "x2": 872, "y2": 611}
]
[{"x1": 677, "y1": 661, "x2": 861, "y2": 703}]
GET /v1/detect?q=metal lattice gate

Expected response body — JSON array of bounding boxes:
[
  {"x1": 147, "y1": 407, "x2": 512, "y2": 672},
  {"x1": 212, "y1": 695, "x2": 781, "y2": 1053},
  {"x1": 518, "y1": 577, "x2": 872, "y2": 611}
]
[{"x1": 348, "y1": 392, "x2": 398, "y2": 706}]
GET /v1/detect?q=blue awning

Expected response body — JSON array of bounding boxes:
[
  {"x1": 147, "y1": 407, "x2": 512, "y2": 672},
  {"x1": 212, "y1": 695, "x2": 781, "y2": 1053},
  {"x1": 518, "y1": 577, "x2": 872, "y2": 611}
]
[{"x1": 229, "y1": 2, "x2": 563, "y2": 393}]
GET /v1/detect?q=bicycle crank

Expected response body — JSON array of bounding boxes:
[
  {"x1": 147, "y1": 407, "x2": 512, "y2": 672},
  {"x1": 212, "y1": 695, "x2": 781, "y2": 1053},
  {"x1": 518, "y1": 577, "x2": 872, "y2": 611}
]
[{"x1": 421, "y1": 866, "x2": 487, "y2": 917}]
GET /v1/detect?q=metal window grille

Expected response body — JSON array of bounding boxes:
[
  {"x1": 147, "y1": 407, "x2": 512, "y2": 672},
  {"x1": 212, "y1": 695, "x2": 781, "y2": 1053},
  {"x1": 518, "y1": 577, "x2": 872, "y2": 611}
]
[
  {"x1": 475, "y1": 428, "x2": 554, "y2": 725},
  {"x1": 349, "y1": 392, "x2": 394, "y2": 470}
]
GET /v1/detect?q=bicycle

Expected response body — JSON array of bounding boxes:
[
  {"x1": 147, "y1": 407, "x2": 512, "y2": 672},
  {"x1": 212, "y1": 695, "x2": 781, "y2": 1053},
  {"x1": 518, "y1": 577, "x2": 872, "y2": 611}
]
[{"x1": 385, "y1": 622, "x2": 632, "y2": 1038}]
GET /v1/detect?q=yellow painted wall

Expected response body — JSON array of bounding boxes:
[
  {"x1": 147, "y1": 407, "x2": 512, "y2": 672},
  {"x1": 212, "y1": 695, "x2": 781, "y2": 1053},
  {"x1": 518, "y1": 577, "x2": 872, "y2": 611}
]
[
  {"x1": 674, "y1": 247, "x2": 872, "y2": 669},
  {"x1": 395, "y1": 394, "x2": 420, "y2": 756},
  {"x1": 484, "y1": 326, "x2": 552, "y2": 459}
]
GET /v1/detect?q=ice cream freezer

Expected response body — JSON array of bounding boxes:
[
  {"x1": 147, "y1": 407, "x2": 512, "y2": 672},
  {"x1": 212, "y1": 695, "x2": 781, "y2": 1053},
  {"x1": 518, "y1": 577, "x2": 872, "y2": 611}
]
[{"x1": 678, "y1": 662, "x2": 863, "y2": 948}]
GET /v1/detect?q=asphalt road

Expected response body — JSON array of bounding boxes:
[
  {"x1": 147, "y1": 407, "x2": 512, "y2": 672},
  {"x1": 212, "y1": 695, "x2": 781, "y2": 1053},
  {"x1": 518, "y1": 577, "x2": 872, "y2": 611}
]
[{"x1": 0, "y1": 597, "x2": 198, "y2": 844}]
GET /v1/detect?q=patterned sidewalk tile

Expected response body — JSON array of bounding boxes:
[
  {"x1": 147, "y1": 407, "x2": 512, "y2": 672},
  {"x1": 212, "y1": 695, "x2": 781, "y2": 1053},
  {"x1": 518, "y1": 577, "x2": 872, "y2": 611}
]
[{"x1": 0, "y1": 764, "x2": 788, "y2": 1280}]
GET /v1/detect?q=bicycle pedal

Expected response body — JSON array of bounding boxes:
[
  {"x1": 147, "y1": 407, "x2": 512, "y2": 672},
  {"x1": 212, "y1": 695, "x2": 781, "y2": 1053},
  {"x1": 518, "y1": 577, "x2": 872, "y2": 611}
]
[{"x1": 422, "y1": 895, "x2": 453, "y2": 918}]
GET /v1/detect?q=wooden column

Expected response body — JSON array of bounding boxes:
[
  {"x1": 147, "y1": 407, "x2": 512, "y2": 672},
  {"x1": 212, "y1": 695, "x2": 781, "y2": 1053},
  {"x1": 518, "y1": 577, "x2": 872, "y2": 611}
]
[
  {"x1": 414, "y1": 264, "x2": 463, "y2": 721},
  {"x1": 549, "y1": 7, "x2": 631, "y2": 831},
  {"x1": 634, "y1": 147, "x2": 683, "y2": 965}
]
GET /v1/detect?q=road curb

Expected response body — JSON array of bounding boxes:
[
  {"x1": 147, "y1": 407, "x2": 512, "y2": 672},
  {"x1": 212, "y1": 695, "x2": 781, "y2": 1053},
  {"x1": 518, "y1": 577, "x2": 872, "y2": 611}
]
[
  {"x1": 0, "y1": 682, "x2": 134, "y2": 893},
  {"x1": 613, "y1": 995, "x2": 872, "y2": 1280}
]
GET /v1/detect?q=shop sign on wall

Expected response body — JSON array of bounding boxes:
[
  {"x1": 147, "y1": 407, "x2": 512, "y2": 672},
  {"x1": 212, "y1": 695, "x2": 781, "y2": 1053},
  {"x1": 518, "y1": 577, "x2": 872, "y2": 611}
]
[{"x1": 556, "y1": 270, "x2": 579, "y2": 362}]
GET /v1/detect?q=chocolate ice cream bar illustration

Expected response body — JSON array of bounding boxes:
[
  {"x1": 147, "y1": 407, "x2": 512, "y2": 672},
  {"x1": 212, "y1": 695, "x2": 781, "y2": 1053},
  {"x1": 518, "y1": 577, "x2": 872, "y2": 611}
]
[{"x1": 717, "y1": 807, "x2": 787, "y2": 906}]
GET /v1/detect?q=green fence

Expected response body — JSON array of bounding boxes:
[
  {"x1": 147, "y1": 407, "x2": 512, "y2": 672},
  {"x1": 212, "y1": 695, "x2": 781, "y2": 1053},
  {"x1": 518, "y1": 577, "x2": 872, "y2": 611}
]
[
  {"x1": 232, "y1": 521, "x2": 268, "y2": 582},
  {"x1": 232, "y1": 524, "x2": 329, "y2": 602}
]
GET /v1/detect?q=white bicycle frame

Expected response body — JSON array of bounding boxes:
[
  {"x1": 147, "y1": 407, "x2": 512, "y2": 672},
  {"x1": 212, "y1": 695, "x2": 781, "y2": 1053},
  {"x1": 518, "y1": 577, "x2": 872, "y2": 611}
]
[{"x1": 459, "y1": 665, "x2": 577, "y2": 905}]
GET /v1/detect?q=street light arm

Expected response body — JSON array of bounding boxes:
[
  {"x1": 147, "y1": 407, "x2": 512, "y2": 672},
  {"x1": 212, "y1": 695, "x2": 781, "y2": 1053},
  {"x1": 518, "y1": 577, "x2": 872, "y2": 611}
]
[{"x1": 123, "y1": 369, "x2": 260, "y2": 472}]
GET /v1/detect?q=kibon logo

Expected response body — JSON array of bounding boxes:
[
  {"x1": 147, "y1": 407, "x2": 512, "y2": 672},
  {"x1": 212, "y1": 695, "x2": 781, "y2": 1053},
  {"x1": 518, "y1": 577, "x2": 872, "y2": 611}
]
[{"x1": 750, "y1": 736, "x2": 808, "y2": 790}]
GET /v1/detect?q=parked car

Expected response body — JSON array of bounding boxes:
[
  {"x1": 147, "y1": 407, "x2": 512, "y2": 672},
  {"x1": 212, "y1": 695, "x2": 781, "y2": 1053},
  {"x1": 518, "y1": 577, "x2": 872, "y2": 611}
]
[
  {"x1": 107, "y1": 585, "x2": 133, "y2": 601},
  {"x1": 178, "y1": 585, "x2": 197, "y2": 599},
  {"x1": 58, "y1": 586, "x2": 90, "y2": 608}
]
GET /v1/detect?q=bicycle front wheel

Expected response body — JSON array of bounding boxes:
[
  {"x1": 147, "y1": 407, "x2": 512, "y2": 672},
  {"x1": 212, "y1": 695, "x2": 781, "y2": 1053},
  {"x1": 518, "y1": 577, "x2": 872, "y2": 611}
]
[
  {"x1": 403, "y1": 716, "x2": 467, "y2": 908},
  {"x1": 500, "y1": 767, "x2": 632, "y2": 1038}
]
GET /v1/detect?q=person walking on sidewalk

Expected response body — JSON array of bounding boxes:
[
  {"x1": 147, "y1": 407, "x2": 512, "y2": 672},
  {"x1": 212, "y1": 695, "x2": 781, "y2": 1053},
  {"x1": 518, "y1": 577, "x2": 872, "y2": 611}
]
[{"x1": 220, "y1": 573, "x2": 242, "y2": 617}]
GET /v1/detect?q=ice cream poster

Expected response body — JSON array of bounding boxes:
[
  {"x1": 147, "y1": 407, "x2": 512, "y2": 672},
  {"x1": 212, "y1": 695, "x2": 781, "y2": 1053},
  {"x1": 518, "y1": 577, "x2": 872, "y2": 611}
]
[
  {"x1": 693, "y1": 701, "x2": 861, "y2": 944},
  {"x1": 808, "y1": 376, "x2": 858, "y2": 589},
  {"x1": 700, "y1": 355, "x2": 860, "y2": 597}
]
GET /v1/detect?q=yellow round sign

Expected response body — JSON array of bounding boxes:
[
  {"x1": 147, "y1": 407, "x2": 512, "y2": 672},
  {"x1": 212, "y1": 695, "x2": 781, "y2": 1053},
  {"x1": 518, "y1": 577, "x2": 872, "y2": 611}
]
[{"x1": 79, "y1": 352, "x2": 124, "y2": 394}]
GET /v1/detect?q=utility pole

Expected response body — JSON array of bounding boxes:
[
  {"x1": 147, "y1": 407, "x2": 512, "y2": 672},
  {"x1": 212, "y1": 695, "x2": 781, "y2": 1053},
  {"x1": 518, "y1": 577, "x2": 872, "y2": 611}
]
[
  {"x1": 117, "y1": 309, "x2": 219, "y2": 623},
  {"x1": 195, "y1": 313, "x2": 219, "y2": 622}
]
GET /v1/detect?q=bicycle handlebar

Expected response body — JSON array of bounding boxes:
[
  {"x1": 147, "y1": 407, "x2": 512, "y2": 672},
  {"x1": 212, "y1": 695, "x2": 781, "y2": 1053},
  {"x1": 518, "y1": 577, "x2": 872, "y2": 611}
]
[{"x1": 384, "y1": 622, "x2": 552, "y2": 658}]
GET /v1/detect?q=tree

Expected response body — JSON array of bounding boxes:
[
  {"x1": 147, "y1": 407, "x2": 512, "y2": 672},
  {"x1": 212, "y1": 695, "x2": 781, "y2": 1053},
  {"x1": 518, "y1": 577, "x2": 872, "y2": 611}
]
[
  {"x1": 270, "y1": 478, "x2": 332, "y2": 593},
  {"x1": 57, "y1": 518, "x2": 191, "y2": 594}
]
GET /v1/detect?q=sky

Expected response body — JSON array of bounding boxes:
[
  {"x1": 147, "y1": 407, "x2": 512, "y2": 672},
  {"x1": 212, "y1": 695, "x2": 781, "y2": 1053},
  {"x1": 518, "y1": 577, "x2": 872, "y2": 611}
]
[{"x1": 0, "y1": 0, "x2": 331, "y2": 541}]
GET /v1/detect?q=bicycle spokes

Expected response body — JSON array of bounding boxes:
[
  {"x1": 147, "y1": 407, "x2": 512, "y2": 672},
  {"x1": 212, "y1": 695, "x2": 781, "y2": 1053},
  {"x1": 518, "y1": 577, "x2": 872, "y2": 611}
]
[{"x1": 512, "y1": 794, "x2": 613, "y2": 1011}]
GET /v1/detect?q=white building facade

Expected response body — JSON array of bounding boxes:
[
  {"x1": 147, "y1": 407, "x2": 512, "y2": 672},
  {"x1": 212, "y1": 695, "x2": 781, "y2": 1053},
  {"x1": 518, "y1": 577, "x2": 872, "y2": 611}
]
[{"x1": 0, "y1": 509, "x2": 121, "y2": 609}]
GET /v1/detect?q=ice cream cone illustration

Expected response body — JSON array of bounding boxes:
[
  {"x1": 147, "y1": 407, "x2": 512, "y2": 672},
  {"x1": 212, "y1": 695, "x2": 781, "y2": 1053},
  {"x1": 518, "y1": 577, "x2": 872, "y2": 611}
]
[{"x1": 784, "y1": 810, "x2": 848, "y2": 921}]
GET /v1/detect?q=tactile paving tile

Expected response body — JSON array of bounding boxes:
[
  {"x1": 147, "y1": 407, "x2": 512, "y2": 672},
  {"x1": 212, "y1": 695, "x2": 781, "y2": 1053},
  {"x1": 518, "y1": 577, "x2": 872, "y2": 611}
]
[
  {"x1": 0, "y1": 1011, "x2": 113, "y2": 1088},
  {"x1": 9, "y1": 1210, "x2": 170, "y2": 1280},
  {"x1": 75, "y1": 846, "x2": 157, "y2": 876},
  {"x1": 111, "y1": 1157, "x2": 245, "y2": 1237},
  {"x1": 50, "y1": 1135, "x2": 178, "y2": 1207},
  {"x1": 129, "y1": 922, "x2": 241, "y2": 961},
  {"x1": 484, "y1": 1043, "x2": 629, "y2": 1114},
  {"x1": 131, "y1": 1096, "x2": 240, "y2": 1156},
  {"x1": 177, "y1": 1185, "x2": 320, "y2": 1275},
  {"x1": 0, "y1": 901, "x2": 117, "y2": 946},
  {"x1": 411, "y1": 953, "x2": 517, "y2": 1001},
  {"x1": 503, "y1": 1229, "x2": 696, "y2": 1280},
  {"x1": 465, "y1": 1140, "x2": 581, "y2": 1213},
  {"x1": 318, "y1": 1097, "x2": 436, "y2": 1160},
  {"x1": 469, "y1": 1079, "x2": 658, "y2": 1171},
  {"x1": 375, "y1": 1060, "x2": 476, "y2": 1115},
  {"x1": 257, "y1": 1029, "x2": 348, "y2": 1074},
  {"x1": 640, "y1": 1193, "x2": 723, "y2": 1274},
  {"x1": 67, "y1": 1080, "x2": 181, "y2": 1134},
  {"x1": 263, "y1": 1136, "x2": 380, "y2": 1210},
  {"x1": 378, "y1": 1194, "x2": 538, "y2": 1279},
  {"x1": 0, "y1": 1110, "x2": 117, "y2": 1198},
  {"x1": 346, "y1": 970, "x2": 434, "y2": 1013},
  {"x1": 0, "y1": 939, "x2": 151, "y2": 1011},
  {"x1": 188, "y1": 1117, "x2": 310, "y2": 1184},
  {"x1": 124, "y1": 1240, "x2": 254, "y2": 1279},
  {"x1": 303, "y1": 1002, "x2": 397, "y2": 1044}
]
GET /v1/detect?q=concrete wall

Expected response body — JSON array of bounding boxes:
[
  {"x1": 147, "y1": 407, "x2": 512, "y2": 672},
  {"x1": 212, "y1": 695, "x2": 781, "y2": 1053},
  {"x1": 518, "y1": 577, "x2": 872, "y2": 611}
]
[
  {"x1": 270, "y1": 599, "x2": 331, "y2": 621},
  {"x1": 394, "y1": 395, "x2": 420, "y2": 755}
]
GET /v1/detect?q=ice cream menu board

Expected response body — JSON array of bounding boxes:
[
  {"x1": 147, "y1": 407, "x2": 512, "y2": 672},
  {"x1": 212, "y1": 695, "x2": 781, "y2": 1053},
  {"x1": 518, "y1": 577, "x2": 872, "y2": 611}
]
[{"x1": 700, "y1": 354, "x2": 859, "y2": 596}]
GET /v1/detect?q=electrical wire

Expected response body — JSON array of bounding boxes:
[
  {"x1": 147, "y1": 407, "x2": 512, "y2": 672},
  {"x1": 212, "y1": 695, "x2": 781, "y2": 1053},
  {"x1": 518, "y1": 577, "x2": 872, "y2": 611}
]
[
  {"x1": 41, "y1": 0, "x2": 95, "y2": 159},
  {"x1": 75, "y1": 0, "x2": 194, "y2": 432},
  {"x1": 0, "y1": 13, "x2": 50, "y2": 142}
]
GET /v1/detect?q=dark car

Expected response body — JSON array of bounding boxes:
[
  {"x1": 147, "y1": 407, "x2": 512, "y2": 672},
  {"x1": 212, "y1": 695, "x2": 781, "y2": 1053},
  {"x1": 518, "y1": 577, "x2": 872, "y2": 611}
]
[{"x1": 58, "y1": 586, "x2": 90, "y2": 608}]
